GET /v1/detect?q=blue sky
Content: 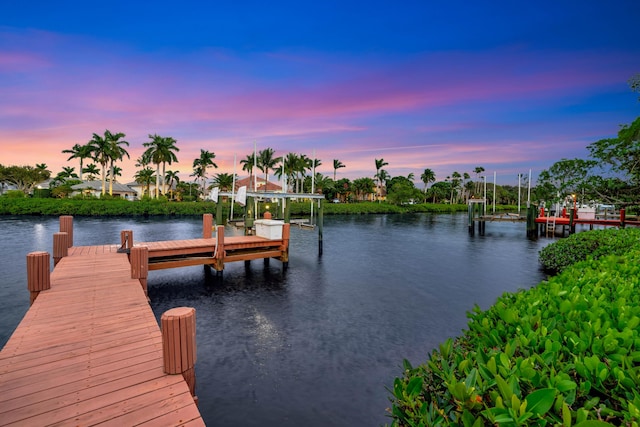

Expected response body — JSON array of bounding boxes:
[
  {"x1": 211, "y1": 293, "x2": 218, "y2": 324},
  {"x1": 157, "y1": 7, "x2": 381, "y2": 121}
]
[{"x1": 1, "y1": 1, "x2": 639, "y2": 185}]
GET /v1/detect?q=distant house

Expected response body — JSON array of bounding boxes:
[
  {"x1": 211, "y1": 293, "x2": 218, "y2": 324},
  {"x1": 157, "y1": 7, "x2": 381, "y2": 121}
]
[
  {"x1": 234, "y1": 176, "x2": 282, "y2": 192},
  {"x1": 71, "y1": 181, "x2": 137, "y2": 200},
  {"x1": 125, "y1": 181, "x2": 177, "y2": 199}
]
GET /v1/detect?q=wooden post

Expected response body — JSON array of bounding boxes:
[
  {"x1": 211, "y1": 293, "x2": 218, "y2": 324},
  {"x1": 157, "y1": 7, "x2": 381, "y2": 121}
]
[
  {"x1": 120, "y1": 230, "x2": 133, "y2": 250},
  {"x1": 59, "y1": 215, "x2": 73, "y2": 247},
  {"x1": 130, "y1": 246, "x2": 149, "y2": 295},
  {"x1": 27, "y1": 251, "x2": 50, "y2": 305},
  {"x1": 216, "y1": 202, "x2": 223, "y2": 226},
  {"x1": 245, "y1": 197, "x2": 254, "y2": 235},
  {"x1": 161, "y1": 307, "x2": 197, "y2": 402},
  {"x1": 213, "y1": 225, "x2": 224, "y2": 276},
  {"x1": 53, "y1": 232, "x2": 69, "y2": 267},
  {"x1": 203, "y1": 214, "x2": 213, "y2": 239},
  {"x1": 620, "y1": 208, "x2": 626, "y2": 228},
  {"x1": 569, "y1": 208, "x2": 575, "y2": 234},
  {"x1": 281, "y1": 223, "x2": 290, "y2": 269},
  {"x1": 526, "y1": 205, "x2": 538, "y2": 239}
]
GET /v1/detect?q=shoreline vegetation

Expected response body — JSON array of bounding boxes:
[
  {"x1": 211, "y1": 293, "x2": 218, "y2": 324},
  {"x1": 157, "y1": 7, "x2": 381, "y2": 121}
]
[
  {"x1": 0, "y1": 197, "x2": 518, "y2": 217},
  {"x1": 388, "y1": 228, "x2": 640, "y2": 427}
]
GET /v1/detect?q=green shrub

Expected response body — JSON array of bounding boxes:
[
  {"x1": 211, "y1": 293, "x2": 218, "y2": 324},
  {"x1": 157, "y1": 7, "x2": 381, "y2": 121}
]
[
  {"x1": 388, "y1": 251, "x2": 640, "y2": 427},
  {"x1": 3, "y1": 190, "x2": 26, "y2": 198},
  {"x1": 539, "y1": 228, "x2": 640, "y2": 273}
]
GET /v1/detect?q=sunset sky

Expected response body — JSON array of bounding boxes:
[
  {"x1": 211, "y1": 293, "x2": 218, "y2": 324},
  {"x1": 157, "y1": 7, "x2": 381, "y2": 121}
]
[{"x1": 2, "y1": 1, "x2": 639, "y2": 186}]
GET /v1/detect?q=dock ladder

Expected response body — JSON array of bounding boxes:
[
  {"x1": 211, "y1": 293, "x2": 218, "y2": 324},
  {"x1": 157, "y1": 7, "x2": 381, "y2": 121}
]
[{"x1": 546, "y1": 213, "x2": 556, "y2": 237}]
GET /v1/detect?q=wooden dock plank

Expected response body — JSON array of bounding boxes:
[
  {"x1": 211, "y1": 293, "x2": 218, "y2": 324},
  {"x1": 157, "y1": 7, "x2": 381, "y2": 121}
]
[{"x1": 0, "y1": 248, "x2": 204, "y2": 427}]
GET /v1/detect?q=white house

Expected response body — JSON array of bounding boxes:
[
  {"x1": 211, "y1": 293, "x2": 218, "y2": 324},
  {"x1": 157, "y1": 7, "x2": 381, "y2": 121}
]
[{"x1": 71, "y1": 181, "x2": 137, "y2": 199}]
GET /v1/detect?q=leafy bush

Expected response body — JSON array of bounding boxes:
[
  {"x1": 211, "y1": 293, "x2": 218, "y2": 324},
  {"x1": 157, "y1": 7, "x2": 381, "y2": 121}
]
[
  {"x1": 3, "y1": 190, "x2": 26, "y2": 198},
  {"x1": 539, "y1": 228, "x2": 640, "y2": 273},
  {"x1": 388, "y1": 251, "x2": 640, "y2": 427}
]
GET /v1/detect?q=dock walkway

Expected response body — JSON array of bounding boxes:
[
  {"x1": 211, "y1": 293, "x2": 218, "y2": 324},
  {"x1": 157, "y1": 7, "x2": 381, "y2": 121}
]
[{"x1": 0, "y1": 245, "x2": 204, "y2": 426}]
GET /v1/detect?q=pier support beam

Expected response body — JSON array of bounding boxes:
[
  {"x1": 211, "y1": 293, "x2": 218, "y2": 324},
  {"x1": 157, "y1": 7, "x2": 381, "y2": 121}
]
[
  {"x1": 59, "y1": 215, "x2": 73, "y2": 248},
  {"x1": 27, "y1": 251, "x2": 50, "y2": 305},
  {"x1": 161, "y1": 307, "x2": 197, "y2": 403},
  {"x1": 120, "y1": 230, "x2": 134, "y2": 251},
  {"x1": 203, "y1": 214, "x2": 213, "y2": 239},
  {"x1": 53, "y1": 232, "x2": 69, "y2": 267},
  {"x1": 130, "y1": 246, "x2": 149, "y2": 295}
]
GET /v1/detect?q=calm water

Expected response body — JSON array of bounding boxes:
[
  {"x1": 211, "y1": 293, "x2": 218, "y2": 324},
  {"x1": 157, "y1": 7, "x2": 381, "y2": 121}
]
[{"x1": 0, "y1": 213, "x2": 550, "y2": 426}]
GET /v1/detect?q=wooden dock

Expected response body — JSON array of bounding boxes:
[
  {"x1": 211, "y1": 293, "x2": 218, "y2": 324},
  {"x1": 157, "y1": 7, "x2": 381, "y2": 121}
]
[
  {"x1": 0, "y1": 242, "x2": 204, "y2": 426},
  {"x1": 121, "y1": 222, "x2": 291, "y2": 276},
  {"x1": 0, "y1": 214, "x2": 300, "y2": 426}
]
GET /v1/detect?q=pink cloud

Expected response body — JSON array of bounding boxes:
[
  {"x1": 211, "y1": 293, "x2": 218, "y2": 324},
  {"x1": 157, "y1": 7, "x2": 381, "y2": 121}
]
[{"x1": 1, "y1": 28, "x2": 637, "y2": 186}]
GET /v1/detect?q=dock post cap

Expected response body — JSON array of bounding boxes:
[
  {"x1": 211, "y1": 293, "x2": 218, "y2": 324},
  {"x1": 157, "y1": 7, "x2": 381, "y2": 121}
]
[{"x1": 163, "y1": 306, "x2": 196, "y2": 318}]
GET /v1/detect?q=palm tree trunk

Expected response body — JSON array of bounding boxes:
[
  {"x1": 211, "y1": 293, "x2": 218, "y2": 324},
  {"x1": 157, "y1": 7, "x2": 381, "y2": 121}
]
[
  {"x1": 101, "y1": 164, "x2": 107, "y2": 195},
  {"x1": 155, "y1": 164, "x2": 160, "y2": 198},
  {"x1": 162, "y1": 163, "x2": 167, "y2": 195},
  {"x1": 109, "y1": 162, "x2": 114, "y2": 196}
]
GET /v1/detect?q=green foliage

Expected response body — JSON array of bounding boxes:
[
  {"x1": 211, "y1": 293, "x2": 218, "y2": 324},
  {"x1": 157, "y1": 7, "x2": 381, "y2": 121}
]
[
  {"x1": 4, "y1": 190, "x2": 26, "y2": 198},
  {"x1": 388, "y1": 250, "x2": 640, "y2": 427},
  {"x1": 0, "y1": 198, "x2": 473, "y2": 216},
  {"x1": 0, "y1": 198, "x2": 219, "y2": 216},
  {"x1": 538, "y1": 228, "x2": 640, "y2": 273}
]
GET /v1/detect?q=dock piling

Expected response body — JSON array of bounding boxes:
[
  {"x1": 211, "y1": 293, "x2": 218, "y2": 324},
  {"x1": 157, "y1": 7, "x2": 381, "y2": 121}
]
[
  {"x1": 161, "y1": 307, "x2": 197, "y2": 402},
  {"x1": 27, "y1": 251, "x2": 50, "y2": 305},
  {"x1": 120, "y1": 230, "x2": 134, "y2": 251},
  {"x1": 203, "y1": 214, "x2": 213, "y2": 239},
  {"x1": 53, "y1": 232, "x2": 69, "y2": 266},
  {"x1": 59, "y1": 215, "x2": 73, "y2": 247},
  {"x1": 130, "y1": 246, "x2": 149, "y2": 295}
]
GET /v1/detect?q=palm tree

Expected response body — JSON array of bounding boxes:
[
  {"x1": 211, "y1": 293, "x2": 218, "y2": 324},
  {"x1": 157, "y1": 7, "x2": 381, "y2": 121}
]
[
  {"x1": 377, "y1": 169, "x2": 390, "y2": 201},
  {"x1": 257, "y1": 148, "x2": 280, "y2": 192},
  {"x1": 62, "y1": 143, "x2": 93, "y2": 181},
  {"x1": 60, "y1": 166, "x2": 79, "y2": 179},
  {"x1": 52, "y1": 166, "x2": 79, "y2": 186},
  {"x1": 462, "y1": 172, "x2": 471, "y2": 201},
  {"x1": 213, "y1": 172, "x2": 235, "y2": 192},
  {"x1": 313, "y1": 173, "x2": 332, "y2": 194},
  {"x1": 107, "y1": 133, "x2": 129, "y2": 196},
  {"x1": 333, "y1": 159, "x2": 345, "y2": 181},
  {"x1": 134, "y1": 167, "x2": 155, "y2": 198},
  {"x1": 82, "y1": 163, "x2": 100, "y2": 181},
  {"x1": 192, "y1": 149, "x2": 217, "y2": 198},
  {"x1": 87, "y1": 132, "x2": 111, "y2": 195},
  {"x1": 420, "y1": 168, "x2": 436, "y2": 194},
  {"x1": 451, "y1": 171, "x2": 462, "y2": 204},
  {"x1": 87, "y1": 130, "x2": 128, "y2": 196},
  {"x1": 277, "y1": 153, "x2": 299, "y2": 193},
  {"x1": 240, "y1": 153, "x2": 257, "y2": 190},
  {"x1": 296, "y1": 154, "x2": 310, "y2": 193},
  {"x1": 374, "y1": 158, "x2": 389, "y2": 202},
  {"x1": 474, "y1": 166, "x2": 485, "y2": 194},
  {"x1": 107, "y1": 165, "x2": 122, "y2": 182},
  {"x1": 143, "y1": 134, "x2": 179, "y2": 198},
  {"x1": 353, "y1": 177, "x2": 376, "y2": 201},
  {"x1": 165, "y1": 170, "x2": 180, "y2": 199}
]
